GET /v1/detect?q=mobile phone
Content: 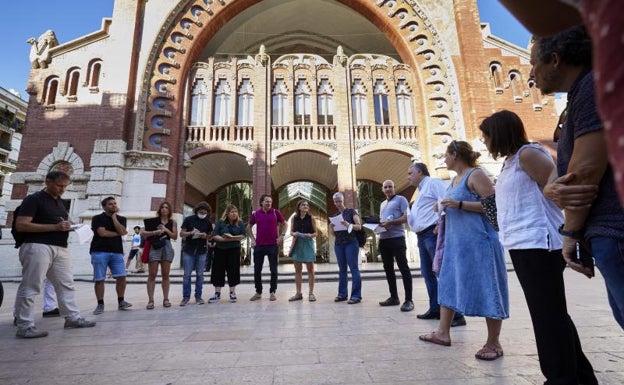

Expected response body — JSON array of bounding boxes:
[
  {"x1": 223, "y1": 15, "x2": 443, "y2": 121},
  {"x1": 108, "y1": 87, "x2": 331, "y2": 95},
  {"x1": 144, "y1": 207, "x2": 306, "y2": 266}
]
[{"x1": 575, "y1": 240, "x2": 595, "y2": 277}]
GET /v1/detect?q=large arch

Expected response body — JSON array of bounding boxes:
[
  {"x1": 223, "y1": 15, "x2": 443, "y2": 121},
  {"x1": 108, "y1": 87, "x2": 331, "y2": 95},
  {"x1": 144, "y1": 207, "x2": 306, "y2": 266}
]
[{"x1": 137, "y1": 0, "x2": 462, "y2": 150}]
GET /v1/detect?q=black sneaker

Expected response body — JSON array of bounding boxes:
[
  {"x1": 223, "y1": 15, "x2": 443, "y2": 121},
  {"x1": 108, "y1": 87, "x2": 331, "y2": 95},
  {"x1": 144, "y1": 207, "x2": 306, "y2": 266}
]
[{"x1": 379, "y1": 297, "x2": 400, "y2": 306}]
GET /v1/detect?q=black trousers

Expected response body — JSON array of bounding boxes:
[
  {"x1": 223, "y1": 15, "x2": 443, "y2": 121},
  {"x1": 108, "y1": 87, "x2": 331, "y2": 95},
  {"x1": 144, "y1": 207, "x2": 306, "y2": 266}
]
[
  {"x1": 253, "y1": 245, "x2": 278, "y2": 294},
  {"x1": 378, "y1": 237, "x2": 412, "y2": 301},
  {"x1": 210, "y1": 247, "x2": 241, "y2": 287},
  {"x1": 510, "y1": 249, "x2": 597, "y2": 385}
]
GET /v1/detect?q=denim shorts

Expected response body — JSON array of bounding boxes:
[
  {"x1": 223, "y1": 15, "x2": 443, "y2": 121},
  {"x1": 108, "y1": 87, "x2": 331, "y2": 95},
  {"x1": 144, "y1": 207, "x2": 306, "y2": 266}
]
[{"x1": 91, "y1": 252, "x2": 126, "y2": 281}]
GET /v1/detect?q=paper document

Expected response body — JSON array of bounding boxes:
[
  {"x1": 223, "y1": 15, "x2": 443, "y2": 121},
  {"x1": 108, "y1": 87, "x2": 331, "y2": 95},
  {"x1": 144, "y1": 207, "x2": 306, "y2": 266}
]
[
  {"x1": 329, "y1": 214, "x2": 347, "y2": 231},
  {"x1": 192, "y1": 232, "x2": 203, "y2": 239},
  {"x1": 363, "y1": 223, "x2": 386, "y2": 234},
  {"x1": 73, "y1": 224, "x2": 94, "y2": 244}
]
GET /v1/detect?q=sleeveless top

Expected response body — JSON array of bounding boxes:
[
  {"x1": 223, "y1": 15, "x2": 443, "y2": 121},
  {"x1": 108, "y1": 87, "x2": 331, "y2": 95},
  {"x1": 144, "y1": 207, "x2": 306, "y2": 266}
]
[
  {"x1": 292, "y1": 213, "x2": 313, "y2": 234},
  {"x1": 333, "y1": 208, "x2": 358, "y2": 245},
  {"x1": 495, "y1": 143, "x2": 563, "y2": 251}
]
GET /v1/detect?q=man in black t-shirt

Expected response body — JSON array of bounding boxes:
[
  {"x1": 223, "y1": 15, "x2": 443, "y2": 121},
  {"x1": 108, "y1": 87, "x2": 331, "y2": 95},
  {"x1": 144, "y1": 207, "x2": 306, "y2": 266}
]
[
  {"x1": 90, "y1": 197, "x2": 132, "y2": 315},
  {"x1": 14, "y1": 171, "x2": 96, "y2": 339}
]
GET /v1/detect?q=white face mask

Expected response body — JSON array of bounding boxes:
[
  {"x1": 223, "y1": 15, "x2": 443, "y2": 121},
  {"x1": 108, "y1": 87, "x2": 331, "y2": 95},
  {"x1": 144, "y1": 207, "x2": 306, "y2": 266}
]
[{"x1": 197, "y1": 213, "x2": 207, "y2": 219}]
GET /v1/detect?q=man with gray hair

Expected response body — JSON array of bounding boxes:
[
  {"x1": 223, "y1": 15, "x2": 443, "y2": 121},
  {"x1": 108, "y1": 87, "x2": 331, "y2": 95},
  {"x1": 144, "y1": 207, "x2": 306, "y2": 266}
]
[
  {"x1": 532, "y1": 25, "x2": 624, "y2": 328},
  {"x1": 407, "y1": 163, "x2": 466, "y2": 326}
]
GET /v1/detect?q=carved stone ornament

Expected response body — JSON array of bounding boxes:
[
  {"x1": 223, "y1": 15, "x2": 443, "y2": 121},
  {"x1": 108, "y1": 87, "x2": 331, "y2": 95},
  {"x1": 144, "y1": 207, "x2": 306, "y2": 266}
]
[
  {"x1": 124, "y1": 150, "x2": 172, "y2": 170},
  {"x1": 27, "y1": 30, "x2": 59, "y2": 69}
]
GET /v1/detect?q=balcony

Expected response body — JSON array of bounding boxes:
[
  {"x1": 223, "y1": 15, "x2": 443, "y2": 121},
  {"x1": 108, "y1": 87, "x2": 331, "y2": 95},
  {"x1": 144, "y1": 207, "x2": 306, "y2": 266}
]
[
  {"x1": 187, "y1": 125, "x2": 254, "y2": 143},
  {"x1": 271, "y1": 125, "x2": 336, "y2": 142},
  {"x1": 353, "y1": 125, "x2": 417, "y2": 141}
]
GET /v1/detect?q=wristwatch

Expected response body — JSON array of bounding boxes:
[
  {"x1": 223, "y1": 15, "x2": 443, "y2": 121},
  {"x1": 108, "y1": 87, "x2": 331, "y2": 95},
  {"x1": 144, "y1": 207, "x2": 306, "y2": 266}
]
[{"x1": 558, "y1": 224, "x2": 584, "y2": 240}]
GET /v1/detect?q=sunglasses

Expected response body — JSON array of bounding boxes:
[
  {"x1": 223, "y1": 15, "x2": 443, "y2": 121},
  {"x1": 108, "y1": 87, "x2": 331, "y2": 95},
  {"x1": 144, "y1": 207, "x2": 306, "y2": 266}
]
[{"x1": 450, "y1": 140, "x2": 459, "y2": 153}]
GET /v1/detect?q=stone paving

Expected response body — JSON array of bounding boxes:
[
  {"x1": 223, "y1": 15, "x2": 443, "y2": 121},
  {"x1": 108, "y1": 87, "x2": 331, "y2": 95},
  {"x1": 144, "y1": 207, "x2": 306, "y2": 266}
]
[{"x1": 0, "y1": 240, "x2": 623, "y2": 385}]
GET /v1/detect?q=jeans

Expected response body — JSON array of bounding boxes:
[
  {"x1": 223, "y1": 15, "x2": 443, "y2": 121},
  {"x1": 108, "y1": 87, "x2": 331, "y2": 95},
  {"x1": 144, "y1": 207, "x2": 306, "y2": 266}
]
[
  {"x1": 253, "y1": 245, "x2": 278, "y2": 294},
  {"x1": 182, "y1": 250, "x2": 207, "y2": 299},
  {"x1": 588, "y1": 236, "x2": 624, "y2": 328},
  {"x1": 417, "y1": 229, "x2": 439, "y2": 312},
  {"x1": 510, "y1": 249, "x2": 597, "y2": 385},
  {"x1": 334, "y1": 238, "x2": 361, "y2": 300},
  {"x1": 14, "y1": 243, "x2": 81, "y2": 329},
  {"x1": 378, "y1": 237, "x2": 412, "y2": 301}
]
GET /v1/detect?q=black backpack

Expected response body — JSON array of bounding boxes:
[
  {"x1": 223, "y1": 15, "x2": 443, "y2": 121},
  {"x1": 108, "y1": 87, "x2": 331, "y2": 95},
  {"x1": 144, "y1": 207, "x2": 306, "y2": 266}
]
[{"x1": 11, "y1": 205, "x2": 25, "y2": 249}]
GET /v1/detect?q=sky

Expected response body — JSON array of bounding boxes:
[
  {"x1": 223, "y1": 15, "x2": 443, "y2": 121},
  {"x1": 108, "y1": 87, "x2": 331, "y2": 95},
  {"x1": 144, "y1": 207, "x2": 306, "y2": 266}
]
[{"x1": 0, "y1": 1, "x2": 530, "y2": 100}]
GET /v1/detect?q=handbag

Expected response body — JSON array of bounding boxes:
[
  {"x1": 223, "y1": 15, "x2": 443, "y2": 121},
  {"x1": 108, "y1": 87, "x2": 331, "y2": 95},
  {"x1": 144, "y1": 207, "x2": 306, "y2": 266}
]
[
  {"x1": 480, "y1": 194, "x2": 499, "y2": 232},
  {"x1": 150, "y1": 235, "x2": 167, "y2": 250}
]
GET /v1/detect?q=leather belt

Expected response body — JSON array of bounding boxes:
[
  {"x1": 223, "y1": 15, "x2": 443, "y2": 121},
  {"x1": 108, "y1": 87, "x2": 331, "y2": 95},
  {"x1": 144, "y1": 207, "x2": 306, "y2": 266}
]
[{"x1": 416, "y1": 224, "x2": 436, "y2": 235}]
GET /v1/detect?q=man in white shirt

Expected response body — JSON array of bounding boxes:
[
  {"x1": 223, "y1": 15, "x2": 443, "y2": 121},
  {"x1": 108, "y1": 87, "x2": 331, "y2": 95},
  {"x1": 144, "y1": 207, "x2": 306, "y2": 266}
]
[{"x1": 407, "y1": 163, "x2": 466, "y2": 326}]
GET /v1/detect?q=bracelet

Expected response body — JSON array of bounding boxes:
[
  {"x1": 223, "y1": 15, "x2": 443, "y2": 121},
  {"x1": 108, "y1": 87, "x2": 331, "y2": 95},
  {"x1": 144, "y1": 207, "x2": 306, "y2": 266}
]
[{"x1": 458, "y1": 201, "x2": 463, "y2": 209}]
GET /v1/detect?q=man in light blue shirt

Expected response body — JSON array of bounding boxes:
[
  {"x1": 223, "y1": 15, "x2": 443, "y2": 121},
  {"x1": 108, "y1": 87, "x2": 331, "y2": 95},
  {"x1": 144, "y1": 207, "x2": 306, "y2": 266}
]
[
  {"x1": 408, "y1": 163, "x2": 466, "y2": 326},
  {"x1": 378, "y1": 180, "x2": 413, "y2": 311}
]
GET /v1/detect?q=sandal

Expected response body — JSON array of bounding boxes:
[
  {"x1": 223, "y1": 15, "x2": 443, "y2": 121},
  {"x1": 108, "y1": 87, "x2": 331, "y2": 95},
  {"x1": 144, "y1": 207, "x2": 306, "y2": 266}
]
[
  {"x1": 419, "y1": 331, "x2": 451, "y2": 346},
  {"x1": 288, "y1": 293, "x2": 303, "y2": 302},
  {"x1": 146, "y1": 301, "x2": 154, "y2": 310},
  {"x1": 475, "y1": 345, "x2": 504, "y2": 361},
  {"x1": 163, "y1": 299, "x2": 171, "y2": 308},
  {"x1": 309, "y1": 293, "x2": 316, "y2": 302}
]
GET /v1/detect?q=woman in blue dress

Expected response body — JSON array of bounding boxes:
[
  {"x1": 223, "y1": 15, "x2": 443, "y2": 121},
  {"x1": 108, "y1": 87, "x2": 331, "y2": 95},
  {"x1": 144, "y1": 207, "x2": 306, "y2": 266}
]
[
  {"x1": 419, "y1": 140, "x2": 509, "y2": 361},
  {"x1": 288, "y1": 200, "x2": 317, "y2": 302}
]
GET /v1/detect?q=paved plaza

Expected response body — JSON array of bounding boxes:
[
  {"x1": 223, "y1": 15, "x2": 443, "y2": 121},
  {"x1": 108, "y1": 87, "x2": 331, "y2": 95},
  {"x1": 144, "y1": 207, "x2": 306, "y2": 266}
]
[{"x1": 0, "y1": 240, "x2": 623, "y2": 385}]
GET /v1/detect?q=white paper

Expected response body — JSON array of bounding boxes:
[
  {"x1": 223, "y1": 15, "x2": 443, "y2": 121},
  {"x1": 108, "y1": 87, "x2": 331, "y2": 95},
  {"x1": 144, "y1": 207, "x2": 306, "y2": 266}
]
[
  {"x1": 192, "y1": 232, "x2": 203, "y2": 239},
  {"x1": 363, "y1": 223, "x2": 386, "y2": 234},
  {"x1": 329, "y1": 214, "x2": 347, "y2": 231},
  {"x1": 73, "y1": 224, "x2": 94, "y2": 244}
]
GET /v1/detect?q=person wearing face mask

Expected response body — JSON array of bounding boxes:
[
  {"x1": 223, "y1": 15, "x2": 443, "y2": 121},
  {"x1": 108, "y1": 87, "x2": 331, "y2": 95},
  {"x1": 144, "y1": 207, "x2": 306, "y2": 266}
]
[{"x1": 179, "y1": 201, "x2": 213, "y2": 306}]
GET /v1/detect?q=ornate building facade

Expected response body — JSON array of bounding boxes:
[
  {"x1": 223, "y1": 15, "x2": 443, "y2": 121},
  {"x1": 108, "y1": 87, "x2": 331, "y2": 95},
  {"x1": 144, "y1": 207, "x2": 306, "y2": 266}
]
[{"x1": 11, "y1": 0, "x2": 558, "y2": 255}]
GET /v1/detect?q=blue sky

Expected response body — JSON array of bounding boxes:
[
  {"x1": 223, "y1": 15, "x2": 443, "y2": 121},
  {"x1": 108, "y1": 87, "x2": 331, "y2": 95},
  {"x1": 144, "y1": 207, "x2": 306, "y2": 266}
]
[{"x1": 0, "y1": 1, "x2": 529, "y2": 99}]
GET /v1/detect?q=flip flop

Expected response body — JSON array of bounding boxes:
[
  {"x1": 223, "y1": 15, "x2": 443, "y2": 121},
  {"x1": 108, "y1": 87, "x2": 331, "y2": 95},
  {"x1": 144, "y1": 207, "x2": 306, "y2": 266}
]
[
  {"x1": 475, "y1": 345, "x2": 504, "y2": 361},
  {"x1": 146, "y1": 301, "x2": 154, "y2": 310},
  {"x1": 419, "y1": 331, "x2": 451, "y2": 346}
]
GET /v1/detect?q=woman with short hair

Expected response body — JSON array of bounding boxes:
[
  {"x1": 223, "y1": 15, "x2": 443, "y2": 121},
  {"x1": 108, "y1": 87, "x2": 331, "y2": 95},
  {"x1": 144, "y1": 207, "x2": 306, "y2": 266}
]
[{"x1": 480, "y1": 110, "x2": 597, "y2": 383}]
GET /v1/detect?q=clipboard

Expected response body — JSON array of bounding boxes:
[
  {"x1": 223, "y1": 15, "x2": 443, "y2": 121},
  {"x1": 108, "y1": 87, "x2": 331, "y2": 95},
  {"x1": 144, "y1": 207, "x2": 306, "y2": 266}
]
[{"x1": 143, "y1": 217, "x2": 161, "y2": 232}]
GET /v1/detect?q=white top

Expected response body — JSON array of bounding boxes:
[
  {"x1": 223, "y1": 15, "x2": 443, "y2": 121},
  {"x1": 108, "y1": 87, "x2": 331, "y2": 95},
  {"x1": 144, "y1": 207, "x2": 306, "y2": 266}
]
[
  {"x1": 495, "y1": 143, "x2": 563, "y2": 251},
  {"x1": 408, "y1": 176, "x2": 447, "y2": 233}
]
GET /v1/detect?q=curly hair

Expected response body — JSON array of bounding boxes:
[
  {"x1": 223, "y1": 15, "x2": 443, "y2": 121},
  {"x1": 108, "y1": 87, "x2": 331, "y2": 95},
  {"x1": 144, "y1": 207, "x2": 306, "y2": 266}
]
[{"x1": 532, "y1": 25, "x2": 592, "y2": 68}]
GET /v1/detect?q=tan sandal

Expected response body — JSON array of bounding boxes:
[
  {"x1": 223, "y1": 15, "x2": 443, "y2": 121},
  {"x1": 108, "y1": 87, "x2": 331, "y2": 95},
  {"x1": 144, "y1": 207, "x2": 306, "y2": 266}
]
[
  {"x1": 146, "y1": 301, "x2": 154, "y2": 310},
  {"x1": 163, "y1": 299, "x2": 171, "y2": 308},
  {"x1": 288, "y1": 293, "x2": 303, "y2": 302},
  {"x1": 309, "y1": 293, "x2": 317, "y2": 302}
]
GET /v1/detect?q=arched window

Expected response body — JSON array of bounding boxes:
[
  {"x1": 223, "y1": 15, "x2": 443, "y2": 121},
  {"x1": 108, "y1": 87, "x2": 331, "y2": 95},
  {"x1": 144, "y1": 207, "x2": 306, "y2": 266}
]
[
  {"x1": 509, "y1": 71, "x2": 524, "y2": 102},
  {"x1": 395, "y1": 79, "x2": 413, "y2": 125},
  {"x1": 237, "y1": 79, "x2": 254, "y2": 126},
  {"x1": 528, "y1": 79, "x2": 543, "y2": 111},
  {"x1": 189, "y1": 79, "x2": 209, "y2": 126},
  {"x1": 490, "y1": 62, "x2": 504, "y2": 94},
  {"x1": 43, "y1": 76, "x2": 59, "y2": 105},
  {"x1": 373, "y1": 79, "x2": 390, "y2": 125},
  {"x1": 351, "y1": 79, "x2": 368, "y2": 125},
  {"x1": 272, "y1": 79, "x2": 289, "y2": 126},
  {"x1": 317, "y1": 78, "x2": 334, "y2": 125},
  {"x1": 65, "y1": 67, "x2": 80, "y2": 101},
  {"x1": 213, "y1": 79, "x2": 231, "y2": 126},
  {"x1": 294, "y1": 79, "x2": 311, "y2": 125},
  {"x1": 86, "y1": 59, "x2": 102, "y2": 90}
]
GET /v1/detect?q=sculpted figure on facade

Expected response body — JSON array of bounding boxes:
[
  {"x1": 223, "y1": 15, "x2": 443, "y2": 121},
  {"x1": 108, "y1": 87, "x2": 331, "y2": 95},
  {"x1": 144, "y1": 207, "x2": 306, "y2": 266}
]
[{"x1": 27, "y1": 30, "x2": 58, "y2": 69}]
